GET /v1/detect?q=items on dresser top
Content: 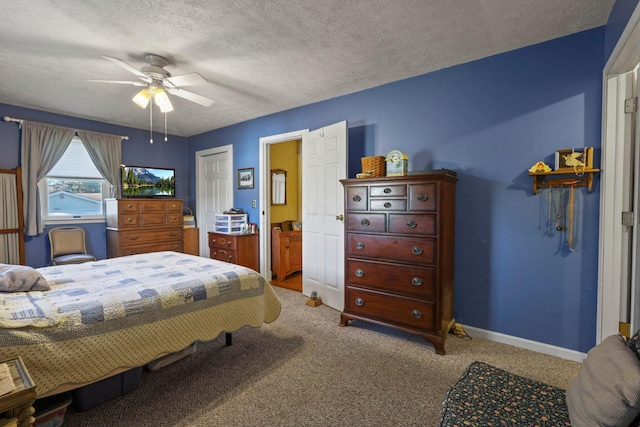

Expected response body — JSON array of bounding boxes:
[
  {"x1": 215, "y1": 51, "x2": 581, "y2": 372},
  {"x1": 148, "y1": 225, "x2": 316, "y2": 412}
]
[
  {"x1": 105, "y1": 198, "x2": 184, "y2": 258},
  {"x1": 339, "y1": 171, "x2": 457, "y2": 355},
  {"x1": 214, "y1": 213, "x2": 248, "y2": 233}
]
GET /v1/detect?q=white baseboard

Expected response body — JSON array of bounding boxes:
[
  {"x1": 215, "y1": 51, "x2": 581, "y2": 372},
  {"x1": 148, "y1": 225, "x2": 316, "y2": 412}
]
[{"x1": 462, "y1": 325, "x2": 587, "y2": 363}]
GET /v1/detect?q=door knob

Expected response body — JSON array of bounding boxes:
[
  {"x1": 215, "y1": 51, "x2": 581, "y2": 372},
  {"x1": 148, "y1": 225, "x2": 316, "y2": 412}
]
[{"x1": 336, "y1": 214, "x2": 344, "y2": 221}]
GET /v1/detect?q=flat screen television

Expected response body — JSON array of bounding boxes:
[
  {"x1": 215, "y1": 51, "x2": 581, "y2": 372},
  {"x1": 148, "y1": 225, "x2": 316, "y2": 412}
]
[{"x1": 121, "y1": 165, "x2": 175, "y2": 198}]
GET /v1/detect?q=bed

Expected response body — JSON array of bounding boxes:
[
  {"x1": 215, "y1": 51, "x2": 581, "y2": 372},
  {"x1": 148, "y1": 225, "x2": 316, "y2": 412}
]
[{"x1": 0, "y1": 251, "x2": 282, "y2": 397}]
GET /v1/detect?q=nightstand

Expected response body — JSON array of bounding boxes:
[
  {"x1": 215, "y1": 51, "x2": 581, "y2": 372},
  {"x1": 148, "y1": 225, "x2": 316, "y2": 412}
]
[{"x1": 0, "y1": 358, "x2": 36, "y2": 427}]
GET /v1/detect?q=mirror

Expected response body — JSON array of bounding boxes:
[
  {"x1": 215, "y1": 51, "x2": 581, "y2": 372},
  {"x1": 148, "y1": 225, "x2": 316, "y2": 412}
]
[{"x1": 271, "y1": 169, "x2": 287, "y2": 205}]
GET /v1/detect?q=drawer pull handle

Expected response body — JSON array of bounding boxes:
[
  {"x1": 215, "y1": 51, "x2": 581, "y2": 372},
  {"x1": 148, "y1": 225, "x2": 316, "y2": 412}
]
[
  {"x1": 353, "y1": 195, "x2": 362, "y2": 202},
  {"x1": 355, "y1": 297, "x2": 364, "y2": 306},
  {"x1": 171, "y1": 216, "x2": 177, "y2": 220},
  {"x1": 127, "y1": 204, "x2": 134, "y2": 208},
  {"x1": 412, "y1": 246, "x2": 423, "y2": 255},
  {"x1": 355, "y1": 242, "x2": 365, "y2": 250},
  {"x1": 126, "y1": 236, "x2": 140, "y2": 240},
  {"x1": 168, "y1": 233, "x2": 178, "y2": 237},
  {"x1": 361, "y1": 219, "x2": 370, "y2": 226},
  {"x1": 406, "y1": 220, "x2": 417, "y2": 229},
  {"x1": 418, "y1": 194, "x2": 429, "y2": 201},
  {"x1": 127, "y1": 217, "x2": 133, "y2": 222},
  {"x1": 384, "y1": 202, "x2": 392, "y2": 208},
  {"x1": 412, "y1": 277, "x2": 423, "y2": 286},
  {"x1": 411, "y1": 309, "x2": 423, "y2": 319},
  {"x1": 384, "y1": 188, "x2": 392, "y2": 194},
  {"x1": 355, "y1": 269, "x2": 364, "y2": 277},
  {"x1": 227, "y1": 242, "x2": 232, "y2": 247}
]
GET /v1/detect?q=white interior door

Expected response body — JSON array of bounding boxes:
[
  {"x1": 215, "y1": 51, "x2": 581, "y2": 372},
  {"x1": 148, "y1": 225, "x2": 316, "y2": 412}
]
[
  {"x1": 302, "y1": 121, "x2": 348, "y2": 310},
  {"x1": 599, "y1": 3, "x2": 640, "y2": 341},
  {"x1": 630, "y1": 66, "x2": 640, "y2": 334},
  {"x1": 196, "y1": 145, "x2": 233, "y2": 256}
]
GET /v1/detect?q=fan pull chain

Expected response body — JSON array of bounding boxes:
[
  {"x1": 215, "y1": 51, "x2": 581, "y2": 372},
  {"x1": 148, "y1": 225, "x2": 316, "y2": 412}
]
[
  {"x1": 149, "y1": 97, "x2": 154, "y2": 144},
  {"x1": 164, "y1": 112, "x2": 168, "y2": 142}
]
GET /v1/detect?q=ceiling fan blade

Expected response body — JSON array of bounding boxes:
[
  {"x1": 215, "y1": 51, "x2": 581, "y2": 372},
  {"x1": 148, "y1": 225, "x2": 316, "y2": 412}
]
[
  {"x1": 165, "y1": 72, "x2": 207, "y2": 87},
  {"x1": 85, "y1": 79, "x2": 147, "y2": 86},
  {"x1": 166, "y1": 87, "x2": 214, "y2": 107},
  {"x1": 102, "y1": 56, "x2": 149, "y2": 80}
]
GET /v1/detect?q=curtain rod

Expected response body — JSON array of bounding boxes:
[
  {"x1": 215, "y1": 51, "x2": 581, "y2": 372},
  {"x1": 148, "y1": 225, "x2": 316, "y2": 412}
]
[{"x1": 3, "y1": 116, "x2": 129, "y2": 140}]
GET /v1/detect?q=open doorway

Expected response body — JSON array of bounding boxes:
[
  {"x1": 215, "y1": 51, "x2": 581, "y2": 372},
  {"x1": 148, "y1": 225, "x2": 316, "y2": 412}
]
[{"x1": 268, "y1": 140, "x2": 302, "y2": 292}]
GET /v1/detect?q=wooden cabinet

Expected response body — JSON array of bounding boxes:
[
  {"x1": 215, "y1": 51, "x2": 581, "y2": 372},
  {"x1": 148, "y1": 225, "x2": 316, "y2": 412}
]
[
  {"x1": 105, "y1": 198, "x2": 184, "y2": 258},
  {"x1": 208, "y1": 232, "x2": 259, "y2": 271},
  {"x1": 339, "y1": 172, "x2": 457, "y2": 355},
  {"x1": 271, "y1": 228, "x2": 302, "y2": 281},
  {"x1": 183, "y1": 228, "x2": 200, "y2": 256}
]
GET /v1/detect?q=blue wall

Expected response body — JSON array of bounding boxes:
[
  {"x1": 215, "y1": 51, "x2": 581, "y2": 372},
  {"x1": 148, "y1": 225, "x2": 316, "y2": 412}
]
[
  {"x1": 188, "y1": 28, "x2": 605, "y2": 353},
  {"x1": 0, "y1": 103, "x2": 189, "y2": 267}
]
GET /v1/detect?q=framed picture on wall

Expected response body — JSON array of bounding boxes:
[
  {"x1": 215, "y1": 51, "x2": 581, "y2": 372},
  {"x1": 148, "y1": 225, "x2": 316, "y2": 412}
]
[{"x1": 237, "y1": 167, "x2": 254, "y2": 189}]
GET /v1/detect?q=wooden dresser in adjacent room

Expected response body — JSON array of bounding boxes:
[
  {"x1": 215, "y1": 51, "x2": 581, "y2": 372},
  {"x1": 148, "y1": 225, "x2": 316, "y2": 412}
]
[
  {"x1": 339, "y1": 171, "x2": 457, "y2": 355},
  {"x1": 105, "y1": 198, "x2": 184, "y2": 258}
]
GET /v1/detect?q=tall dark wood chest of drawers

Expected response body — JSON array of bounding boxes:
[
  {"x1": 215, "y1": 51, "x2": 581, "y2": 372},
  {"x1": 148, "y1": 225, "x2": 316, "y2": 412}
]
[
  {"x1": 339, "y1": 172, "x2": 457, "y2": 355},
  {"x1": 105, "y1": 198, "x2": 184, "y2": 258}
]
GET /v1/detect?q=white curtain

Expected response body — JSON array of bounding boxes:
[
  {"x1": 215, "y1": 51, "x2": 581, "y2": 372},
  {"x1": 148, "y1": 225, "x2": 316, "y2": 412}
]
[
  {"x1": 21, "y1": 121, "x2": 75, "y2": 236},
  {"x1": 0, "y1": 173, "x2": 20, "y2": 264},
  {"x1": 77, "y1": 130, "x2": 123, "y2": 198}
]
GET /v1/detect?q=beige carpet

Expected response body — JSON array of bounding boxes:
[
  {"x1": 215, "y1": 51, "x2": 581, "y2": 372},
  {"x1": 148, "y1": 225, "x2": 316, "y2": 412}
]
[{"x1": 62, "y1": 286, "x2": 581, "y2": 426}]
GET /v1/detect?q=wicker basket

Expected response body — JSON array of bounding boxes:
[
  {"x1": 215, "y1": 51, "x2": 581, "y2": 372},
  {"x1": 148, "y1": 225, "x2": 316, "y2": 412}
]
[
  {"x1": 183, "y1": 208, "x2": 196, "y2": 228},
  {"x1": 360, "y1": 156, "x2": 385, "y2": 178}
]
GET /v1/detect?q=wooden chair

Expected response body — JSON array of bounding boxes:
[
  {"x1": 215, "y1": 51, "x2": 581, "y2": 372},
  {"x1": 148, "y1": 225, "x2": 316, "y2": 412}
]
[{"x1": 48, "y1": 226, "x2": 97, "y2": 265}]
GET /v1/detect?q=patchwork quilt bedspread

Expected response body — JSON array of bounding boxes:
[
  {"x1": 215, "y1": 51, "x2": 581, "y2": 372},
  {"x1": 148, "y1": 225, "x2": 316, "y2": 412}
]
[{"x1": 0, "y1": 251, "x2": 282, "y2": 396}]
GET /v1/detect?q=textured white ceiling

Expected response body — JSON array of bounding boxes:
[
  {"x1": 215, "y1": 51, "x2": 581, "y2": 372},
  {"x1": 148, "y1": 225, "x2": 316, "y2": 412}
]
[{"x1": 0, "y1": 0, "x2": 615, "y2": 137}]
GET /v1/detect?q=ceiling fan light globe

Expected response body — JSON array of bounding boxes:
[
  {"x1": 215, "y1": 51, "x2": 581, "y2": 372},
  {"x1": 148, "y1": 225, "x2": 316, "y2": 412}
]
[
  {"x1": 154, "y1": 88, "x2": 174, "y2": 113},
  {"x1": 132, "y1": 88, "x2": 152, "y2": 108}
]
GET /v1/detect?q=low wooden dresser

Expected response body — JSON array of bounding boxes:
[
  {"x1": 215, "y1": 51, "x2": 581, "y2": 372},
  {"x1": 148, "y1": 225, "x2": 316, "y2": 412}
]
[
  {"x1": 208, "y1": 232, "x2": 259, "y2": 271},
  {"x1": 339, "y1": 171, "x2": 457, "y2": 355},
  {"x1": 105, "y1": 198, "x2": 184, "y2": 258}
]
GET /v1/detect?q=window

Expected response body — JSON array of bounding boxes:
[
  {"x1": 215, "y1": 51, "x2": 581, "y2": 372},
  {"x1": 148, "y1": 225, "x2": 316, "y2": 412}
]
[{"x1": 40, "y1": 137, "x2": 109, "y2": 223}]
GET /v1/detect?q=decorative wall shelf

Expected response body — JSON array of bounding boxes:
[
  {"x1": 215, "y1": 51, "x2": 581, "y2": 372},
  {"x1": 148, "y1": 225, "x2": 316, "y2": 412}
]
[{"x1": 529, "y1": 169, "x2": 600, "y2": 195}]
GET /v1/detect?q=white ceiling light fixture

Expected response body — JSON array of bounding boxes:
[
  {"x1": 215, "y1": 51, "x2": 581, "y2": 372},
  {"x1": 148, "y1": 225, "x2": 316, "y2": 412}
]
[
  {"x1": 153, "y1": 88, "x2": 173, "y2": 113},
  {"x1": 132, "y1": 87, "x2": 153, "y2": 108}
]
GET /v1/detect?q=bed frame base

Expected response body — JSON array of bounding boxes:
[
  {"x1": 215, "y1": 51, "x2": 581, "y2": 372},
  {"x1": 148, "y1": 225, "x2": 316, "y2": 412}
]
[{"x1": 225, "y1": 332, "x2": 232, "y2": 346}]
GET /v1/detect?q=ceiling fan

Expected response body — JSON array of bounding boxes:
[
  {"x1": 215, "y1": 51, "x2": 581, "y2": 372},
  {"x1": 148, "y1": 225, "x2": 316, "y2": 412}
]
[{"x1": 88, "y1": 54, "x2": 214, "y2": 112}]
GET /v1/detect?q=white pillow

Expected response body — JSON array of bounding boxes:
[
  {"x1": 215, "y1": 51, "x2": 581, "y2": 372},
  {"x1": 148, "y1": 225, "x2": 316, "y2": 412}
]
[
  {"x1": 566, "y1": 334, "x2": 640, "y2": 426},
  {"x1": 0, "y1": 264, "x2": 50, "y2": 292}
]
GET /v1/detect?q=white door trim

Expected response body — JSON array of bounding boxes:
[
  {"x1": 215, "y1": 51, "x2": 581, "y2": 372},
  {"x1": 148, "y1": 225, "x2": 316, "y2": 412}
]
[
  {"x1": 598, "y1": 4, "x2": 640, "y2": 343},
  {"x1": 195, "y1": 144, "x2": 233, "y2": 256},
  {"x1": 259, "y1": 129, "x2": 309, "y2": 277}
]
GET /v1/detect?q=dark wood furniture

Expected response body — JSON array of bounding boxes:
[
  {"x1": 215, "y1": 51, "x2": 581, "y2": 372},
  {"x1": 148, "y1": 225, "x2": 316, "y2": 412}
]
[
  {"x1": 105, "y1": 198, "x2": 184, "y2": 258},
  {"x1": 208, "y1": 232, "x2": 259, "y2": 271},
  {"x1": 0, "y1": 168, "x2": 25, "y2": 265},
  {"x1": 339, "y1": 172, "x2": 457, "y2": 355},
  {"x1": 271, "y1": 227, "x2": 302, "y2": 281}
]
